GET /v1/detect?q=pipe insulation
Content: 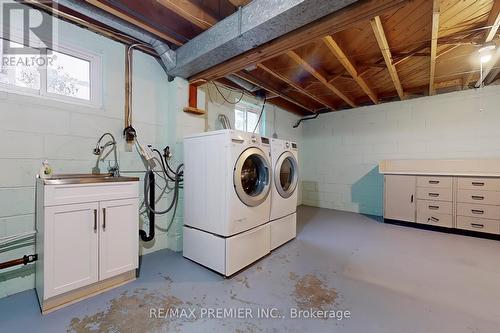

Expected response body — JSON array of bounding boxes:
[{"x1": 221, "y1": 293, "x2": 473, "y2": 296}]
[{"x1": 53, "y1": 0, "x2": 176, "y2": 71}]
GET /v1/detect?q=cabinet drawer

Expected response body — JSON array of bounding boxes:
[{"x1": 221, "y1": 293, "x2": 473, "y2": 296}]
[
  {"x1": 417, "y1": 200, "x2": 452, "y2": 215},
  {"x1": 456, "y1": 216, "x2": 500, "y2": 234},
  {"x1": 44, "y1": 182, "x2": 139, "y2": 206},
  {"x1": 417, "y1": 176, "x2": 452, "y2": 188},
  {"x1": 416, "y1": 187, "x2": 452, "y2": 202},
  {"x1": 458, "y1": 177, "x2": 500, "y2": 191},
  {"x1": 456, "y1": 190, "x2": 500, "y2": 205},
  {"x1": 416, "y1": 212, "x2": 452, "y2": 228},
  {"x1": 457, "y1": 203, "x2": 500, "y2": 220}
]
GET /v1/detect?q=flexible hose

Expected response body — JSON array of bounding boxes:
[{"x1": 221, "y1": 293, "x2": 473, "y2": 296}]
[{"x1": 143, "y1": 164, "x2": 184, "y2": 215}]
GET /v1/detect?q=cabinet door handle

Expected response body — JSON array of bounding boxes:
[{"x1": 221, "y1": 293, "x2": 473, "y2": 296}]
[
  {"x1": 93, "y1": 209, "x2": 97, "y2": 232},
  {"x1": 428, "y1": 205, "x2": 439, "y2": 210},
  {"x1": 410, "y1": 194, "x2": 414, "y2": 203},
  {"x1": 472, "y1": 182, "x2": 485, "y2": 186},
  {"x1": 471, "y1": 209, "x2": 484, "y2": 215},
  {"x1": 429, "y1": 180, "x2": 440, "y2": 184},
  {"x1": 103, "y1": 208, "x2": 106, "y2": 231},
  {"x1": 428, "y1": 192, "x2": 439, "y2": 197},
  {"x1": 471, "y1": 195, "x2": 484, "y2": 201},
  {"x1": 428, "y1": 217, "x2": 439, "y2": 222},
  {"x1": 471, "y1": 223, "x2": 484, "y2": 229}
]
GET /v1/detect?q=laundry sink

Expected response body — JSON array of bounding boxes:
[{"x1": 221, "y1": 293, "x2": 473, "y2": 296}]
[{"x1": 40, "y1": 173, "x2": 140, "y2": 185}]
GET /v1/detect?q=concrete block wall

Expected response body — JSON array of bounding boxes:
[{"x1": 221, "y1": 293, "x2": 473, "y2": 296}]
[{"x1": 301, "y1": 85, "x2": 500, "y2": 216}]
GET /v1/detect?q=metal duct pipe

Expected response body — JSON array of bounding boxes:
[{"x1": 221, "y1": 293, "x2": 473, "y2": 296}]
[
  {"x1": 54, "y1": 0, "x2": 176, "y2": 71},
  {"x1": 225, "y1": 74, "x2": 260, "y2": 92}
]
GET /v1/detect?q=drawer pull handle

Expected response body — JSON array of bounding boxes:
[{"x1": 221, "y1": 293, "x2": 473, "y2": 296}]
[
  {"x1": 470, "y1": 223, "x2": 484, "y2": 229},
  {"x1": 428, "y1": 217, "x2": 439, "y2": 222},
  {"x1": 472, "y1": 182, "x2": 485, "y2": 186},
  {"x1": 429, "y1": 180, "x2": 440, "y2": 184},
  {"x1": 471, "y1": 209, "x2": 484, "y2": 215},
  {"x1": 471, "y1": 195, "x2": 484, "y2": 200},
  {"x1": 428, "y1": 193, "x2": 439, "y2": 197},
  {"x1": 428, "y1": 205, "x2": 439, "y2": 210}
]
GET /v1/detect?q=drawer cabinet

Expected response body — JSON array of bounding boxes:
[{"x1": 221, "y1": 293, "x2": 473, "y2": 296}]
[
  {"x1": 456, "y1": 216, "x2": 500, "y2": 235},
  {"x1": 384, "y1": 173, "x2": 500, "y2": 236},
  {"x1": 458, "y1": 178, "x2": 500, "y2": 191}
]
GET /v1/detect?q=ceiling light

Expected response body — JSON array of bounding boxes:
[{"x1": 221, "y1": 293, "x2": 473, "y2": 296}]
[{"x1": 480, "y1": 54, "x2": 492, "y2": 63}]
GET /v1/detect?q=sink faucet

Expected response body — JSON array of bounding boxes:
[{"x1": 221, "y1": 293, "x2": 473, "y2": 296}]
[{"x1": 93, "y1": 133, "x2": 120, "y2": 177}]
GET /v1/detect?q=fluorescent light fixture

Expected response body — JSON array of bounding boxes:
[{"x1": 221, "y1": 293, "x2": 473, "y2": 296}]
[{"x1": 480, "y1": 54, "x2": 492, "y2": 63}]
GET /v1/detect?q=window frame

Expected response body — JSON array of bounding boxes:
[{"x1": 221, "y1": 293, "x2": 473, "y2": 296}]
[
  {"x1": 234, "y1": 101, "x2": 263, "y2": 134},
  {"x1": 0, "y1": 32, "x2": 102, "y2": 108}
]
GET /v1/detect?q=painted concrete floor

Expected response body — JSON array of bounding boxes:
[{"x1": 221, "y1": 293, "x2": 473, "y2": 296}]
[{"x1": 2, "y1": 206, "x2": 500, "y2": 332}]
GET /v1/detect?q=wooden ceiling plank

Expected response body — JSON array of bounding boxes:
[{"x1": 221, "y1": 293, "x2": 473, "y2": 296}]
[
  {"x1": 485, "y1": 0, "x2": 500, "y2": 42},
  {"x1": 287, "y1": 50, "x2": 356, "y2": 107},
  {"x1": 429, "y1": 0, "x2": 440, "y2": 96},
  {"x1": 462, "y1": 72, "x2": 475, "y2": 89},
  {"x1": 370, "y1": 16, "x2": 404, "y2": 99},
  {"x1": 257, "y1": 63, "x2": 336, "y2": 110},
  {"x1": 227, "y1": 0, "x2": 252, "y2": 7},
  {"x1": 323, "y1": 35, "x2": 378, "y2": 104},
  {"x1": 84, "y1": 0, "x2": 184, "y2": 45},
  {"x1": 189, "y1": 0, "x2": 410, "y2": 83},
  {"x1": 155, "y1": 0, "x2": 218, "y2": 30},
  {"x1": 234, "y1": 71, "x2": 315, "y2": 113}
]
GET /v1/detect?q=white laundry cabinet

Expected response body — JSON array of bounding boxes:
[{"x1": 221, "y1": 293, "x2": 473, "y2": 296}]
[
  {"x1": 381, "y1": 160, "x2": 500, "y2": 235},
  {"x1": 35, "y1": 178, "x2": 139, "y2": 313}
]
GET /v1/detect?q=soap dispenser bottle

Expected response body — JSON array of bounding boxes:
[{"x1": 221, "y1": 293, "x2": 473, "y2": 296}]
[{"x1": 39, "y1": 160, "x2": 53, "y2": 179}]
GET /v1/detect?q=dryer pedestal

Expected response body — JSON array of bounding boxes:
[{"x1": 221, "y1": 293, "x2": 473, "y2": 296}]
[
  {"x1": 270, "y1": 212, "x2": 296, "y2": 250},
  {"x1": 183, "y1": 223, "x2": 270, "y2": 277}
]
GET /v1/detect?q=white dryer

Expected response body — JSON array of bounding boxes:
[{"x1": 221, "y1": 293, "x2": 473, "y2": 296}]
[
  {"x1": 183, "y1": 130, "x2": 272, "y2": 276},
  {"x1": 269, "y1": 138, "x2": 299, "y2": 250}
]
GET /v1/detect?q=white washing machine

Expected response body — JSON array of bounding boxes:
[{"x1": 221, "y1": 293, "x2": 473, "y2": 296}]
[
  {"x1": 269, "y1": 138, "x2": 299, "y2": 250},
  {"x1": 183, "y1": 129, "x2": 272, "y2": 276}
]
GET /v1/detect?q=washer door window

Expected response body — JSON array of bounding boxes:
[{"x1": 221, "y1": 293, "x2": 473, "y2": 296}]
[
  {"x1": 275, "y1": 151, "x2": 298, "y2": 199},
  {"x1": 234, "y1": 147, "x2": 271, "y2": 207}
]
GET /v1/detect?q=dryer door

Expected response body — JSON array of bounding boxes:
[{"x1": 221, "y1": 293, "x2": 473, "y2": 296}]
[
  {"x1": 234, "y1": 147, "x2": 271, "y2": 207},
  {"x1": 274, "y1": 151, "x2": 298, "y2": 199}
]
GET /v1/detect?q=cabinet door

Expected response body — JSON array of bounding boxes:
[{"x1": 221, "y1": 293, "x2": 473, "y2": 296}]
[
  {"x1": 384, "y1": 175, "x2": 416, "y2": 222},
  {"x1": 44, "y1": 202, "x2": 99, "y2": 298},
  {"x1": 99, "y1": 198, "x2": 139, "y2": 280}
]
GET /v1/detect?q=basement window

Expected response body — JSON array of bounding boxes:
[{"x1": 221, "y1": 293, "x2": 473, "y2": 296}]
[
  {"x1": 235, "y1": 101, "x2": 263, "y2": 134},
  {"x1": 0, "y1": 38, "x2": 101, "y2": 107}
]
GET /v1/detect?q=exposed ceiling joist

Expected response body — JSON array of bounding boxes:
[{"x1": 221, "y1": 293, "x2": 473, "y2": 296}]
[
  {"x1": 156, "y1": 0, "x2": 217, "y2": 30},
  {"x1": 287, "y1": 50, "x2": 356, "y2": 107},
  {"x1": 429, "y1": 0, "x2": 440, "y2": 96},
  {"x1": 462, "y1": 72, "x2": 475, "y2": 89},
  {"x1": 83, "y1": 0, "x2": 184, "y2": 45},
  {"x1": 227, "y1": 0, "x2": 252, "y2": 6},
  {"x1": 485, "y1": 0, "x2": 500, "y2": 42},
  {"x1": 188, "y1": 0, "x2": 409, "y2": 83},
  {"x1": 323, "y1": 36, "x2": 378, "y2": 104},
  {"x1": 257, "y1": 63, "x2": 337, "y2": 110},
  {"x1": 370, "y1": 16, "x2": 404, "y2": 99},
  {"x1": 234, "y1": 71, "x2": 315, "y2": 114}
]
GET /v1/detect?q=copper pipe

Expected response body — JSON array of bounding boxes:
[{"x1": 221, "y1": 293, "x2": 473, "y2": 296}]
[{"x1": 0, "y1": 255, "x2": 38, "y2": 270}]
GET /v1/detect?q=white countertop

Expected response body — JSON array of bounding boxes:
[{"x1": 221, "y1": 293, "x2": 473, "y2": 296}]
[{"x1": 379, "y1": 159, "x2": 500, "y2": 177}]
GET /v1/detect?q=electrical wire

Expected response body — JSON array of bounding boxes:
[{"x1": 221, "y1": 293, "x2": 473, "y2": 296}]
[
  {"x1": 252, "y1": 95, "x2": 267, "y2": 134},
  {"x1": 212, "y1": 81, "x2": 244, "y2": 104}
]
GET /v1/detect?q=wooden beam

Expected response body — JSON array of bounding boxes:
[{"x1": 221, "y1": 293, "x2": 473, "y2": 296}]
[
  {"x1": 234, "y1": 71, "x2": 315, "y2": 113},
  {"x1": 189, "y1": 0, "x2": 409, "y2": 83},
  {"x1": 323, "y1": 36, "x2": 378, "y2": 104},
  {"x1": 156, "y1": 0, "x2": 218, "y2": 30},
  {"x1": 287, "y1": 50, "x2": 356, "y2": 107},
  {"x1": 429, "y1": 0, "x2": 440, "y2": 96},
  {"x1": 485, "y1": 0, "x2": 500, "y2": 42},
  {"x1": 462, "y1": 72, "x2": 475, "y2": 89},
  {"x1": 227, "y1": 0, "x2": 252, "y2": 6},
  {"x1": 370, "y1": 16, "x2": 404, "y2": 99},
  {"x1": 256, "y1": 63, "x2": 336, "y2": 110},
  {"x1": 83, "y1": 0, "x2": 184, "y2": 46},
  {"x1": 434, "y1": 78, "x2": 461, "y2": 90}
]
